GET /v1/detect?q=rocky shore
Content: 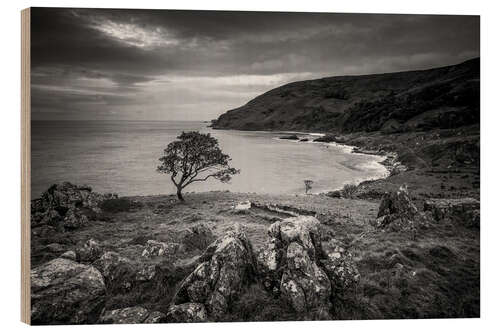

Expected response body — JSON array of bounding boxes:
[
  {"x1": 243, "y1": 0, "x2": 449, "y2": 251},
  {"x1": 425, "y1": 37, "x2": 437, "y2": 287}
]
[{"x1": 30, "y1": 180, "x2": 480, "y2": 324}]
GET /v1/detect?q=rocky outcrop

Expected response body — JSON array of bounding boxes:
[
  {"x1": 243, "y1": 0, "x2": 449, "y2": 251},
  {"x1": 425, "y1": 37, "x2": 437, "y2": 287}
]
[
  {"x1": 99, "y1": 306, "x2": 165, "y2": 324},
  {"x1": 168, "y1": 227, "x2": 256, "y2": 321},
  {"x1": 424, "y1": 198, "x2": 480, "y2": 228},
  {"x1": 31, "y1": 258, "x2": 106, "y2": 324},
  {"x1": 142, "y1": 240, "x2": 180, "y2": 258},
  {"x1": 166, "y1": 303, "x2": 208, "y2": 323},
  {"x1": 31, "y1": 182, "x2": 117, "y2": 230},
  {"x1": 75, "y1": 238, "x2": 103, "y2": 263},
  {"x1": 256, "y1": 216, "x2": 359, "y2": 319},
  {"x1": 376, "y1": 186, "x2": 430, "y2": 232}
]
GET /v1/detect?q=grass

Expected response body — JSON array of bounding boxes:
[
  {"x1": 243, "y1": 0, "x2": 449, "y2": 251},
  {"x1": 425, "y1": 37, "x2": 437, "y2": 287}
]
[{"x1": 31, "y1": 190, "x2": 480, "y2": 320}]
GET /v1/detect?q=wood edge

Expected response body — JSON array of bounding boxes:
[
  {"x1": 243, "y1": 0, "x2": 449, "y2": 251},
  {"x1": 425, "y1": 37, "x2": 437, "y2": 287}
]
[{"x1": 21, "y1": 7, "x2": 31, "y2": 325}]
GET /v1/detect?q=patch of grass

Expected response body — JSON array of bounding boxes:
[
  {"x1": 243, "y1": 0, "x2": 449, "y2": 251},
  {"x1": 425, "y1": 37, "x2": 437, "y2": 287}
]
[{"x1": 99, "y1": 198, "x2": 142, "y2": 214}]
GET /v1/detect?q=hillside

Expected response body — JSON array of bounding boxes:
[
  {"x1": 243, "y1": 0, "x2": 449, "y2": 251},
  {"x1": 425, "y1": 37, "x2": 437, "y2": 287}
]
[{"x1": 212, "y1": 58, "x2": 479, "y2": 133}]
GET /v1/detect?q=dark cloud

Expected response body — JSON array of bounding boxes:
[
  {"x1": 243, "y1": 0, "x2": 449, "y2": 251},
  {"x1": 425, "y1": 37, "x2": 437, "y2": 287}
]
[{"x1": 30, "y1": 7, "x2": 479, "y2": 120}]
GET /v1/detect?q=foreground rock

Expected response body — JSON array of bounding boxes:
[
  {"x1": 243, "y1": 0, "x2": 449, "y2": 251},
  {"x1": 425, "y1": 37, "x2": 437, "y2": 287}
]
[
  {"x1": 168, "y1": 227, "x2": 256, "y2": 321},
  {"x1": 376, "y1": 185, "x2": 431, "y2": 232},
  {"x1": 257, "y1": 216, "x2": 360, "y2": 319},
  {"x1": 75, "y1": 238, "x2": 104, "y2": 263},
  {"x1": 99, "y1": 306, "x2": 165, "y2": 324},
  {"x1": 31, "y1": 258, "x2": 105, "y2": 324},
  {"x1": 31, "y1": 182, "x2": 117, "y2": 230},
  {"x1": 142, "y1": 240, "x2": 180, "y2": 258},
  {"x1": 424, "y1": 198, "x2": 480, "y2": 228}
]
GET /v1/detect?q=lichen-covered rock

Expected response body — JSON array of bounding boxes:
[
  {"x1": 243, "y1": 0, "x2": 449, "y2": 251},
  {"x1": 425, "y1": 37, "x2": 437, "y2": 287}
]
[
  {"x1": 30, "y1": 182, "x2": 117, "y2": 230},
  {"x1": 99, "y1": 306, "x2": 166, "y2": 324},
  {"x1": 256, "y1": 238, "x2": 284, "y2": 293},
  {"x1": 31, "y1": 258, "x2": 105, "y2": 324},
  {"x1": 142, "y1": 240, "x2": 180, "y2": 258},
  {"x1": 257, "y1": 215, "x2": 359, "y2": 318},
  {"x1": 423, "y1": 198, "x2": 480, "y2": 228},
  {"x1": 170, "y1": 226, "x2": 256, "y2": 320},
  {"x1": 63, "y1": 208, "x2": 89, "y2": 229},
  {"x1": 93, "y1": 251, "x2": 132, "y2": 279},
  {"x1": 280, "y1": 242, "x2": 331, "y2": 316},
  {"x1": 319, "y1": 239, "x2": 360, "y2": 293},
  {"x1": 76, "y1": 239, "x2": 103, "y2": 263},
  {"x1": 166, "y1": 303, "x2": 208, "y2": 323}
]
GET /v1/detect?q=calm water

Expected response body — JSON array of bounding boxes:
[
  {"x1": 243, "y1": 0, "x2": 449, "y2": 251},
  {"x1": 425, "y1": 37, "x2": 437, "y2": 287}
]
[{"x1": 31, "y1": 121, "x2": 388, "y2": 198}]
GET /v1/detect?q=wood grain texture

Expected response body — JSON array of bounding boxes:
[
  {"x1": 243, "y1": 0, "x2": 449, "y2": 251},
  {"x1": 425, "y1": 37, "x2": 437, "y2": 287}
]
[{"x1": 21, "y1": 7, "x2": 31, "y2": 325}]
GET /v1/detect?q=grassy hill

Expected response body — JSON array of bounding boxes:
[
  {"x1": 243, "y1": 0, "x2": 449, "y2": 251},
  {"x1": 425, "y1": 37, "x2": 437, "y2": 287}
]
[{"x1": 212, "y1": 58, "x2": 479, "y2": 133}]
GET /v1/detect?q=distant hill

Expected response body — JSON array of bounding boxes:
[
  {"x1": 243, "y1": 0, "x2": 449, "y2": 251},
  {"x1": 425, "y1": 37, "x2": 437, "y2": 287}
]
[{"x1": 212, "y1": 58, "x2": 479, "y2": 133}]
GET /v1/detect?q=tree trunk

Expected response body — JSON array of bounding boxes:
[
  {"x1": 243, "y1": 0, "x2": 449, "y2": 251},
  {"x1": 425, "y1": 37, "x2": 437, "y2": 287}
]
[{"x1": 176, "y1": 187, "x2": 184, "y2": 201}]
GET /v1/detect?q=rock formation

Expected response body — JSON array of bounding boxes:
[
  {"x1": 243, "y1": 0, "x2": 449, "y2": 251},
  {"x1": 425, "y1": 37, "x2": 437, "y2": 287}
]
[
  {"x1": 31, "y1": 258, "x2": 106, "y2": 324},
  {"x1": 167, "y1": 226, "x2": 256, "y2": 322},
  {"x1": 424, "y1": 198, "x2": 480, "y2": 228},
  {"x1": 376, "y1": 185, "x2": 430, "y2": 232},
  {"x1": 99, "y1": 306, "x2": 165, "y2": 324},
  {"x1": 256, "y1": 216, "x2": 360, "y2": 319},
  {"x1": 31, "y1": 182, "x2": 117, "y2": 230}
]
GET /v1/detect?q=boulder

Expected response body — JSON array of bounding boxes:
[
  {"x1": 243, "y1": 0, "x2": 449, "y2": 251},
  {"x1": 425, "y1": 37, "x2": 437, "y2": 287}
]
[
  {"x1": 93, "y1": 251, "x2": 132, "y2": 280},
  {"x1": 170, "y1": 226, "x2": 256, "y2": 320},
  {"x1": 99, "y1": 306, "x2": 165, "y2": 324},
  {"x1": 31, "y1": 258, "x2": 105, "y2": 324},
  {"x1": 319, "y1": 239, "x2": 360, "y2": 293},
  {"x1": 76, "y1": 239, "x2": 103, "y2": 263},
  {"x1": 423, "y1": 198, "x2": 480, "y2": 228},
  {"x1": 60, "y1": 250, "x2": 76, "y2": 260},
  {"x1": 234, "y1": 201, "x2": 252, "y2": 211},
  {"x1": 166, "y1": 303, "x2": 208, "y2": 323},
  {"x1": 376, "y1": 185, "x2": 429, "y2": 231},
  {"x1": 256, "y1": 216, "x2": 360, "y2": 318},
  {"x1": 141, "y1": 240, "x2": 180, "y2": 258},
  {"x1": 280, "y1": 242, "x2": 331, "y2": 315},
  {"x1": 30, "y1": 182, "x2": 117, "y2": 230},
  {"x1": 45, "y1": 243, "x2": 64, "y2": 253},
  {"x1": 63, "y1": 208, "x2": 89, "y2": 229}
]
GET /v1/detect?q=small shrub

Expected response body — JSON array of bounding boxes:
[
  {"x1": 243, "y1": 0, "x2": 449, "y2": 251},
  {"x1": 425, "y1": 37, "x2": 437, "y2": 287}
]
[{"x1": 341, "y1": 183, "x2": 358, "y2": 198}]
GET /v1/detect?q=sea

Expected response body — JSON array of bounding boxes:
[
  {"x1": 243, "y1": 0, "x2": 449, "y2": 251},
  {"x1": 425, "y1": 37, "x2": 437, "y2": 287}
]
[{"x1": 31, "y1": 120, "x2": 388, "y2": 198}]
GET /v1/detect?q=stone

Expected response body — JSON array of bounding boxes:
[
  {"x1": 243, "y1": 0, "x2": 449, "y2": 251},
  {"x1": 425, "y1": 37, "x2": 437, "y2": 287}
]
[
  {"x1": 423, "y1": 198, "x2": 480, "y2": 228},
  {"x1": 99, "y1": 306, "x2": 165, "y2": 324},
  {"x1": 60, "y1": 250, "x2": 76, "y2": 260},
  {"x1": 170, "y1": 226, "x2": 256, "y2": 320},
  {"x1": 31, "y1": 258, "x2": 105, "y2": 324},
  {"x1": 63, "y1": 208, "x2": 89, "y2": 229},
  {"x1": 319, "y1": 239, "x2": 360, "y2": 293},
  {"x1": 234, "y1": 201, "x2": 251, "y2": 211},
  {"x1": 376, "y1": 185, "x2": 429, "y2": 231},
  {"x1": 257, "y1": 215, "x2": 359, "y2": 318},
  {"x1": 166, "y1": 303, "x2": 208, "y2": 323},
  {"x1": 76, "y1": 239, "x2": 103, "y2": 263},
  {"x1": 280, "y1": 242, "x2": 331, "y2": 315},
  {"x1": 45, "y1": 243, "x2": 64, "y2": 253},
  {"x1": 141, "y1": 240, "x2": 180, "y2": 258},
  {"x1": 30, "y1": 182, "x2": 117, "y2": 231}
]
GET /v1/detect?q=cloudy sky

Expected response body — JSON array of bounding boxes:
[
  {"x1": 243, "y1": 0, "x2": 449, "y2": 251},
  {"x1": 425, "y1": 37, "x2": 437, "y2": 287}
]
[{"x1": 31, "y1": 8, "x2": 479, "y2": 121}]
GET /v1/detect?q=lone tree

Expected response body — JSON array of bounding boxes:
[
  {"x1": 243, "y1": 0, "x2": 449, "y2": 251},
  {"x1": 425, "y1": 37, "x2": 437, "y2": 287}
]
[
  {"x1": 157, "y1": 131, "x2": 240, "y2": 201},
  {"x1": 304, "y1": 180, "x2": 314, "y2": 194}
]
